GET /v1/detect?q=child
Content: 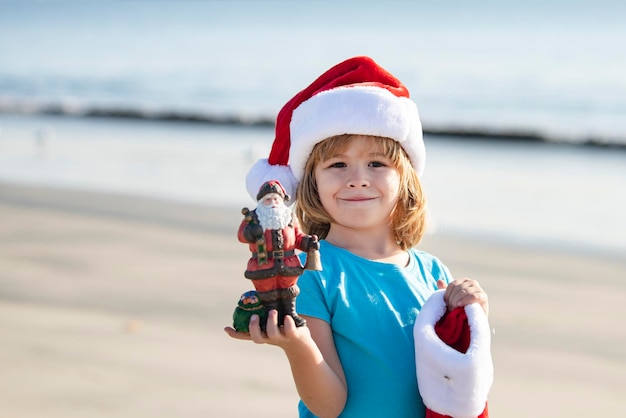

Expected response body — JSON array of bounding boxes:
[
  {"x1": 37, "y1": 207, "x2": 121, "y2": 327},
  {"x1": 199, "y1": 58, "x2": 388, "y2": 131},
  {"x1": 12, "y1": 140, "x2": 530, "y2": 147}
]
[{"x1": 225, "y1": 56, "x2": 490, "y2": 418}]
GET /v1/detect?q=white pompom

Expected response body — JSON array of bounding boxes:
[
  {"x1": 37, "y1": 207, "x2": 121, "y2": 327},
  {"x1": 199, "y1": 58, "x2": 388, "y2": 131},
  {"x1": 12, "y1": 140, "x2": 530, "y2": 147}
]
[{"x1": 245, "y1": 159, "x2": 299, "y2": 204}]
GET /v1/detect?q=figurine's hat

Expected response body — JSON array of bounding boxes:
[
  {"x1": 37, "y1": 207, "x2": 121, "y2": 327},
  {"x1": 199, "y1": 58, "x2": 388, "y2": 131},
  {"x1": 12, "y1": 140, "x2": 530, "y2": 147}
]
[
  {"x1": 246, "y1": 56, "x2": 425, "y2": 201},
  {"x1": 256, "y1": 180, "x2": 289, "y2": 202}
]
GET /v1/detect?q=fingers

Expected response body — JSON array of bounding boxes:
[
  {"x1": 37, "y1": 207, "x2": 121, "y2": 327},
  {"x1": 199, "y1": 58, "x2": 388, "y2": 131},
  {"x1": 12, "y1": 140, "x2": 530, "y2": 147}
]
[
  {"x1": 263, "y1": 311, "x2": 299, "y2": 340},
  {"x1": 281, "y1": 314, "x2": 298, "y2": 335},
  {"x1": 444, "y1": 278, "x2": 489, "y2": 314},
  {"x1": 249, "y1": 310, "x2": 295, "y2": 344},
  {"x1": 223, "y1": 313, "x2": 268, "y2": 343},
  {"x1": 249, "y1": 313, "x2": 270, "y2": 343},
  {"x1": 225, "y1": 310, "x2": 306, "y2": 346},
  {"x1": 437, "y1": 279, "x2": 448, "y2": 290}
]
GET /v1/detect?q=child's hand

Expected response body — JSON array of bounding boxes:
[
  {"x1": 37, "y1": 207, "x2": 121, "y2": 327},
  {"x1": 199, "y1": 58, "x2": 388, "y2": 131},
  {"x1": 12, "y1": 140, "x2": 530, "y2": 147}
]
[
  {"x1": 437, "y1": 278, "x2": 489, "y2": 316},
  {"x1": 224, "y1": 310, "x2": 312, "y2": 348},
  {"x1": 223, "y1": 326, "x2": 253, "y2": 340},
  {"x1": 251, "y1": 310, "x2": 312, "y2": 347}
]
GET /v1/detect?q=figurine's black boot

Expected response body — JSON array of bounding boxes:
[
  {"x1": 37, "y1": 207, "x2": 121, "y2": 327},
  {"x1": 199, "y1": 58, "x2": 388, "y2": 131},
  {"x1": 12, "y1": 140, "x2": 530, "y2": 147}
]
[
  {"x1": 256, "y1": 289, "x2": 280, "y2": 332},
  {"x1": 279, "y1": 286, "x2": 306, "y2": 327}
]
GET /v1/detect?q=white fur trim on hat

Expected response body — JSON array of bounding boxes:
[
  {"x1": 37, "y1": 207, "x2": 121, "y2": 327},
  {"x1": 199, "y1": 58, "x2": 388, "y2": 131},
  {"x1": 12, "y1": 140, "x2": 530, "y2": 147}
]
[
  {"x1": 288, "y1": 85, "x2": 425, "y2": 182},
  {"x1": 245, "y1": 159, "x2": 299, "y2": 204},
  {"x1": 414, "y1": 290, "x2": 493, "y2": 418}
]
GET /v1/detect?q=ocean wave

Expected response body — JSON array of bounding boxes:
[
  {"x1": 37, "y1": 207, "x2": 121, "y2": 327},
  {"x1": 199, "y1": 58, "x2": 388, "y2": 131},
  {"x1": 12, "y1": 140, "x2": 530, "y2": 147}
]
[
  {"x1": 1, "y1": 98, "x2": 625, "y2": 148},
  {"x1": 0, "y1": 99, "x2": 275, "y2": 128}
]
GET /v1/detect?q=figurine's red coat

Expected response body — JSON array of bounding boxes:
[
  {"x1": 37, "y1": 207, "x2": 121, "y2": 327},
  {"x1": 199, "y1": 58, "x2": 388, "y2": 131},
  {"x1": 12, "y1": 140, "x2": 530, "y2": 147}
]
[{"x1": 237, "y1": 214, "x2": 310, "y2": 292}]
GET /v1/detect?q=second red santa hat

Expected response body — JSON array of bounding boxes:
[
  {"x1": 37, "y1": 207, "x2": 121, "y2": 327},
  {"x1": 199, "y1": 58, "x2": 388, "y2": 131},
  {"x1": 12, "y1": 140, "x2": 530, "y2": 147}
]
[
  {"x1": 414, "y1": 290, "x2": 493, "y2": 418},
  {"x1": 246, "y1": 56, "x2": 425, "y2": 201}
]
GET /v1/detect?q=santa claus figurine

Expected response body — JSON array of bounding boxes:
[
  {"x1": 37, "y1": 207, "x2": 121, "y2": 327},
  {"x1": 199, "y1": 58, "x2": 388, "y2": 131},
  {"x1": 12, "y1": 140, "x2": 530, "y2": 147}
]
[{"x1": 237, "y1": 180, "x2": 321, "y2": 330}]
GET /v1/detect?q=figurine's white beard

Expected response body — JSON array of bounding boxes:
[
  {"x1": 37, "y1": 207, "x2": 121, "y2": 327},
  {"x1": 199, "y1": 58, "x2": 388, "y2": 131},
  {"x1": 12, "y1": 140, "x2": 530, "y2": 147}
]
[{"x1": 257, "y1": 202, "x2": 292, "y2": 231}]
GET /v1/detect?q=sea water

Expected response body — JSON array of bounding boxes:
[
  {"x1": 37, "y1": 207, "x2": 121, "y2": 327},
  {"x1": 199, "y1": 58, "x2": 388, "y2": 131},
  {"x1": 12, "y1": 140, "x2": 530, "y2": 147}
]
[
  {"x1": 1, "y1": 0, "x2": 625, "y2": 143},
  {"x1": 1, "y1": 113, "x2": 625, "y2": 257}
]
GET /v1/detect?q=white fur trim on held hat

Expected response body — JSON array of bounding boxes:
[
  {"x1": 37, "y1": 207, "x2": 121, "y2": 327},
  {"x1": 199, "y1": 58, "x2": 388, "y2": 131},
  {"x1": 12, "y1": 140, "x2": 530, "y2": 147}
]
[
  {"x1": 414, "y1": 290, "x2": 493, "y2": 418},
  {"x1": 245, "y1": 159, "x2": 299, "y2": 204},
  {"x1": 288, "y1": 85, "x2": 425, "y2": 182}
]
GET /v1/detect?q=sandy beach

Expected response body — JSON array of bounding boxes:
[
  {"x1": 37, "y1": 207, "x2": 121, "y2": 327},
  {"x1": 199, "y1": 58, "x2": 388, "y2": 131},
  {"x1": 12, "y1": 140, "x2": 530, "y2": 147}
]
[{"x1": 1, "y1": 182, "x2": 625, "y2": 418}]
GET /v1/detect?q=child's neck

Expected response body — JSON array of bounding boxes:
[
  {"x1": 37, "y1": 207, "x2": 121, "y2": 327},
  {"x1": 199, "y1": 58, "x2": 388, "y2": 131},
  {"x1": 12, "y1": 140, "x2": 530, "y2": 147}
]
[{"x1": 325, "y1": 226, "x2": 409, "y2": 266}]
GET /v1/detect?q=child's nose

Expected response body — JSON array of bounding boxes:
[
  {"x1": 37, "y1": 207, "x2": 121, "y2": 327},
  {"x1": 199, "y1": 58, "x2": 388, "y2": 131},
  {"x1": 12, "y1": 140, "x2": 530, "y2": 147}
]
[{"x1": 347, "y1": 168, "x2": 370, "y2": 188}]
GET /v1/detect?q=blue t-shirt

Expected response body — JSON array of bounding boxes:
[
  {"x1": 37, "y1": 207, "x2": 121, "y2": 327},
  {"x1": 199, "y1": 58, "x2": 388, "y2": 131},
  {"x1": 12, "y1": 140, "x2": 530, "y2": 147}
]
[{"x1": 296, "y1": 240, "x2": 453, "y2": 418}]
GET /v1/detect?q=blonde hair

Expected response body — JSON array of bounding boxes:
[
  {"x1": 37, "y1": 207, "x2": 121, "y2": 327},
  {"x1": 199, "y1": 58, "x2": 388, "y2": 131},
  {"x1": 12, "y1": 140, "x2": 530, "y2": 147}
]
[{"x1": 295, "y1": 134, "x2": 427, "y2": 250}]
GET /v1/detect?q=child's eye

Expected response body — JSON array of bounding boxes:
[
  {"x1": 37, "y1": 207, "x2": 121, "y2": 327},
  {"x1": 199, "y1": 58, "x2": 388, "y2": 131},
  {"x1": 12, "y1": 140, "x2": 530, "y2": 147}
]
[
  {"x1": 369, "y1": 161, "x2": 387, "y2": 168},
  {"x1": 328, "y1": 161, "x2": 346, "y2": 168}
]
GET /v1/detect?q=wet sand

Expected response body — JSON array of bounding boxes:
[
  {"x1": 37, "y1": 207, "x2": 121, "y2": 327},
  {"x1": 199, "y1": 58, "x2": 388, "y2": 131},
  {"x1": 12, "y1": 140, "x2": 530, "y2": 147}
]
[{"x1": 1, "y1": 182, "x2": 625, "y2": 417}]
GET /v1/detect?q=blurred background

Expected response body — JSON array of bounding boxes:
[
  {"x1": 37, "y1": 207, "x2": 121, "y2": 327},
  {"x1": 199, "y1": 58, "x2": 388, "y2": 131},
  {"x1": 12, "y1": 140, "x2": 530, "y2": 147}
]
[
  {"x1": 1, "y1": 0, "x2": 625, "y2": 253},
  {"x1": 1, "y1": 1, "x2": 625, "y2": 417}
]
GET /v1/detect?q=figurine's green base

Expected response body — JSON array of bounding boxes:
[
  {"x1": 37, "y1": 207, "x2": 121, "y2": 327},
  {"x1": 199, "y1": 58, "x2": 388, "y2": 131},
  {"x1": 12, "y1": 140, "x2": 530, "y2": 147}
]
[{"x1": 232, "y1": 290, "x2": 267, "y2": 333}]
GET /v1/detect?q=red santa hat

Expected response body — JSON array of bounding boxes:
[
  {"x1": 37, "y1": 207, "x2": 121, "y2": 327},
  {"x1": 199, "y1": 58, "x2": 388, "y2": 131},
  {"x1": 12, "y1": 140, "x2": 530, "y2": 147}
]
[
  {"x1": 246, "y1": 56, "x2": 425, "y2": 201},
  {"x1": 414, "y1": 290, "x2": 493, "y2": 418}
]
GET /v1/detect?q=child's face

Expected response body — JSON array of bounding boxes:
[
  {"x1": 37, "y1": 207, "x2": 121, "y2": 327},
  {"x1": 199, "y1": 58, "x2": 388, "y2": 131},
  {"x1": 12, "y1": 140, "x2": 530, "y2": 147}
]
[{"x1": 314, "y1": 135, "x2": 401, "y2": 234}]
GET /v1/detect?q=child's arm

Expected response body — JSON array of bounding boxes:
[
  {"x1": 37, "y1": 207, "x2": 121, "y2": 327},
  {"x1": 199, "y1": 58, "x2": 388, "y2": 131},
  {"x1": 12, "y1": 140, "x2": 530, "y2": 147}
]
[
  {"x1": 438, "y1": 278, "x2": 489, "y2": 316},
  {"x1": 225, "y1": 312, "x2": 347, "y2": 417},
  {"x1": 281, "y1": 314, "x2": 347, "y2": 417}
]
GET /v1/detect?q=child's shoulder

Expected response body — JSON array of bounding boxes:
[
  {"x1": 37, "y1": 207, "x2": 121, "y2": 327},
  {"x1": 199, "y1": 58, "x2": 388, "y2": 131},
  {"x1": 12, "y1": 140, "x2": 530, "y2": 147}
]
[
  {"x1": 408, "y1": 247, "x2": 441, "y2": 260},
  {"x1": 408, "y1": 248, "x2": 449, "y2": 271}
]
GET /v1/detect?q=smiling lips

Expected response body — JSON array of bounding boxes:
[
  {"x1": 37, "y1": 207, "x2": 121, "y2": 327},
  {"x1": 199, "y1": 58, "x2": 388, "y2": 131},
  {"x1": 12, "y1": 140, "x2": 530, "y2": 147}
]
[{"x1": 341, "y1": 196, "x2": 376, "y2": 202}]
